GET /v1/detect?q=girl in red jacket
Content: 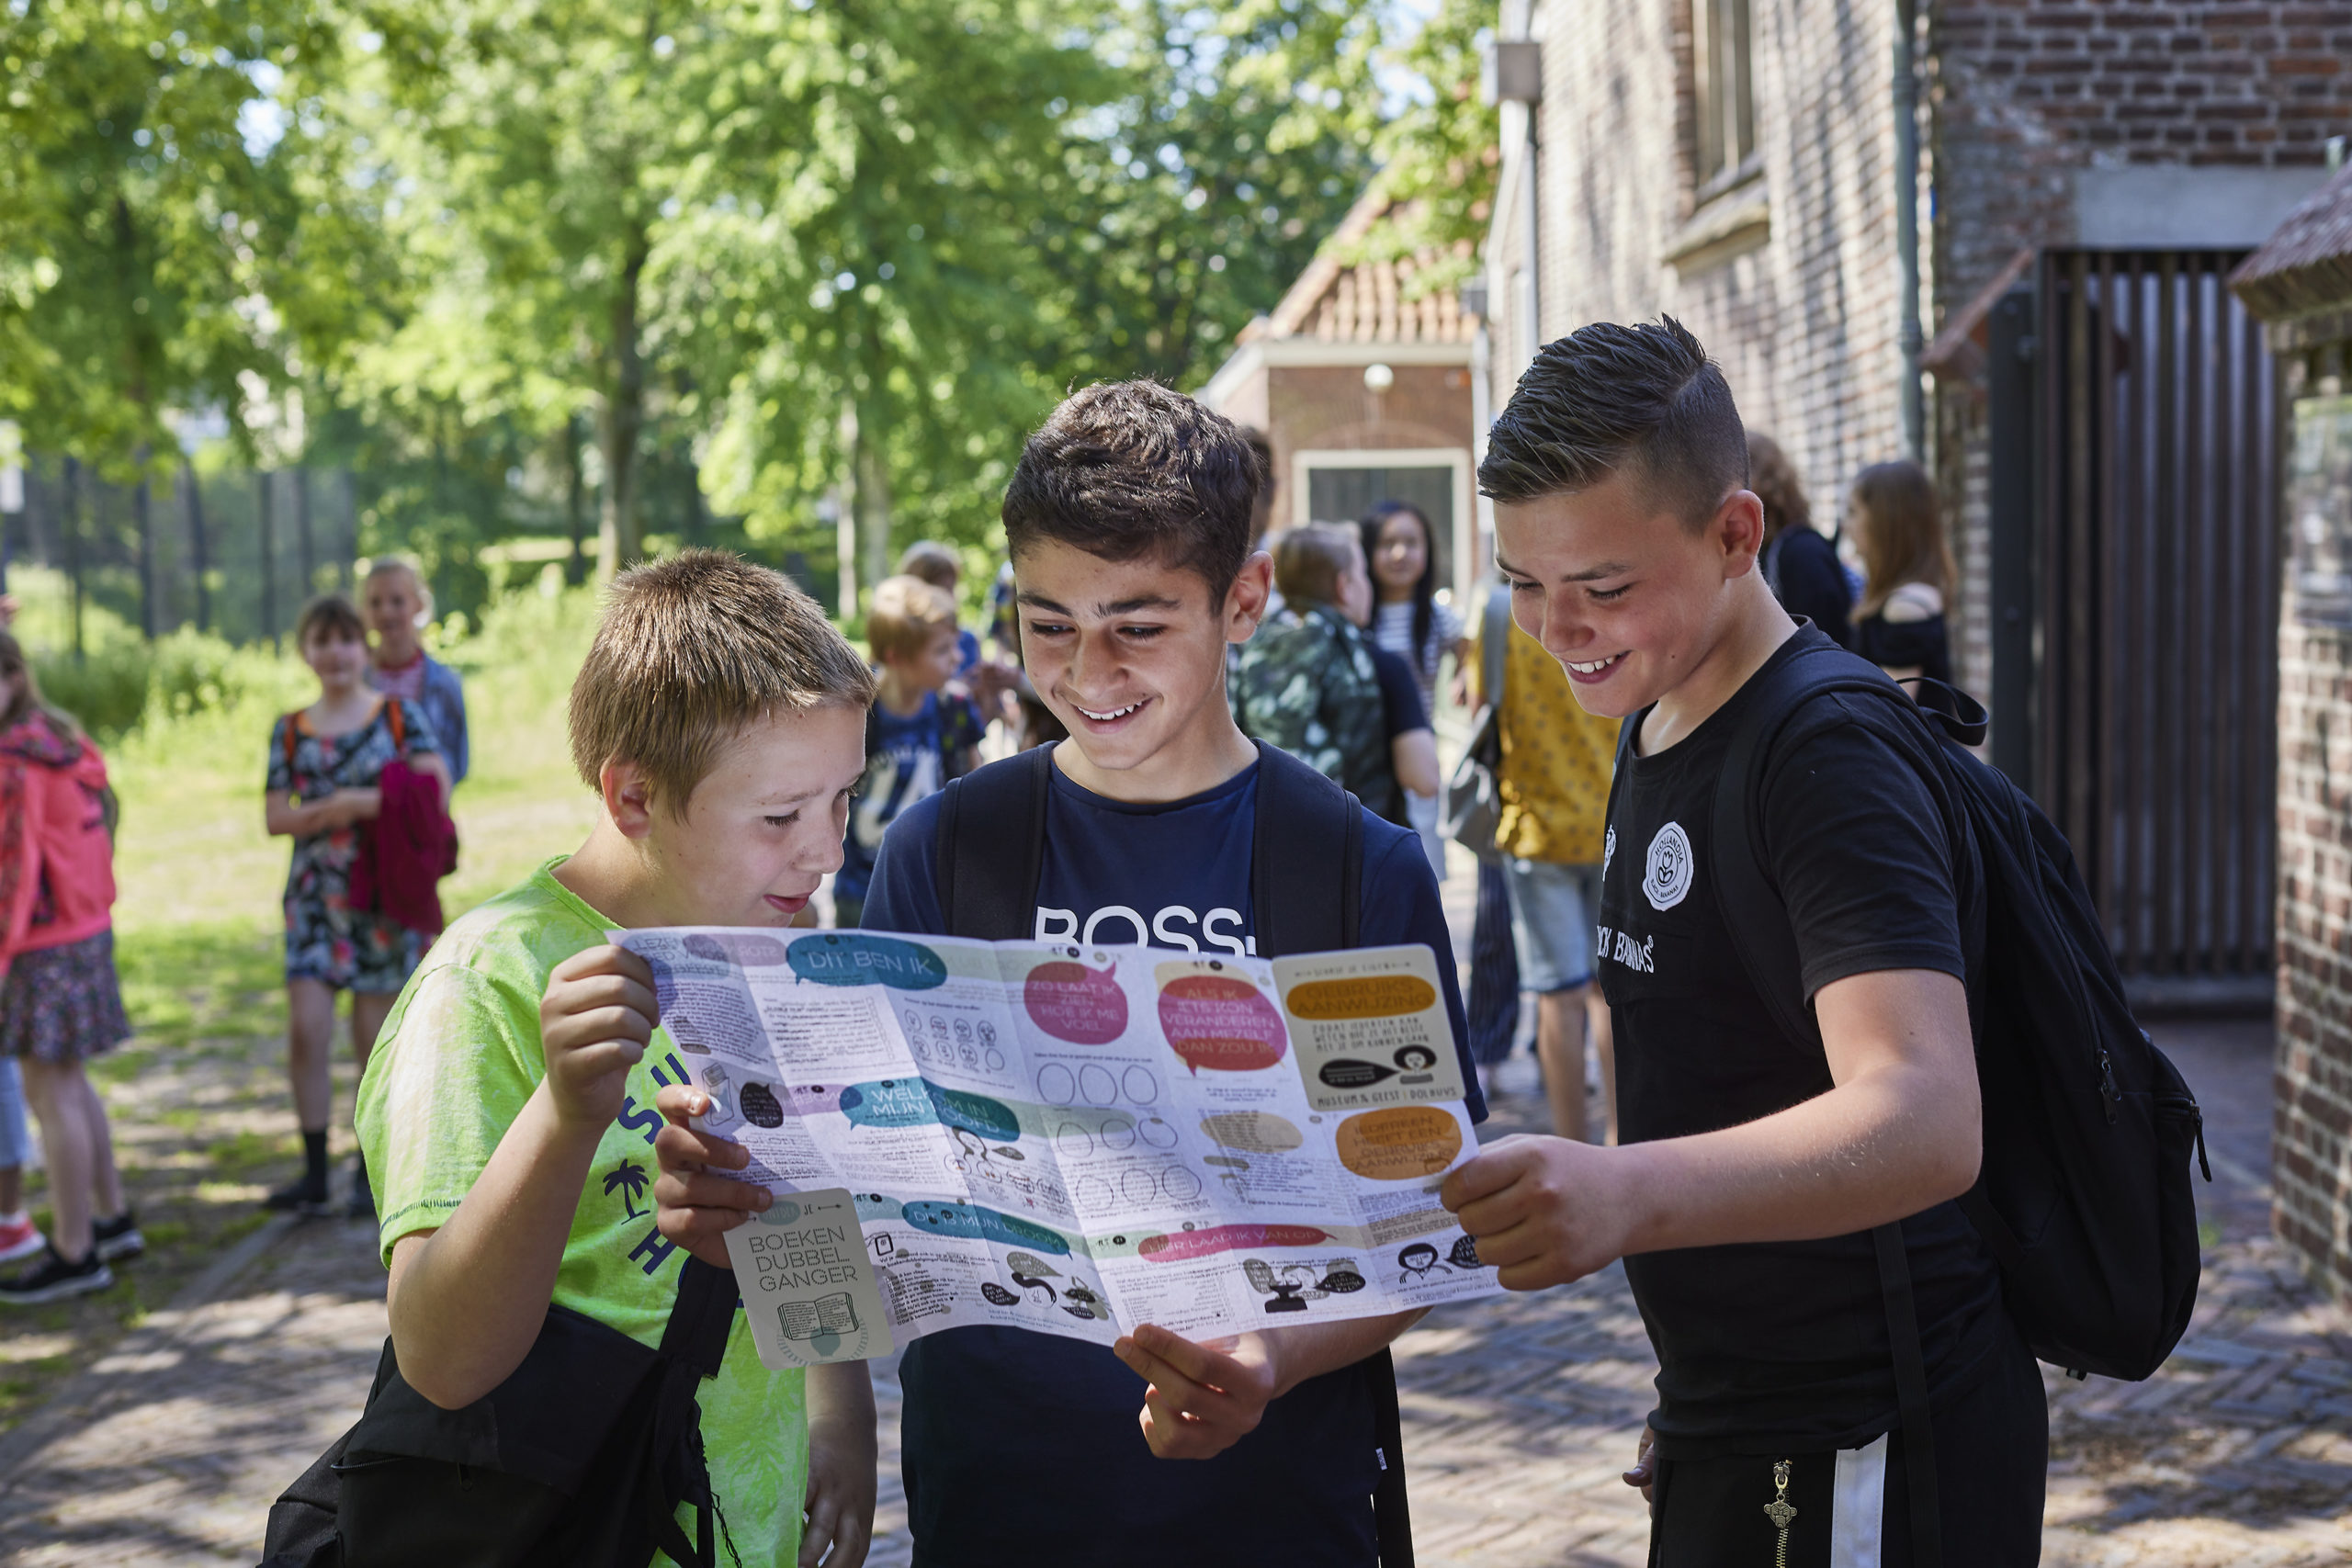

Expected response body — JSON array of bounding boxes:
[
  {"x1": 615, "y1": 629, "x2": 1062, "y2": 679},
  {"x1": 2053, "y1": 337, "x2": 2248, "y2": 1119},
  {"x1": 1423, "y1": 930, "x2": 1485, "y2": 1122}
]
[{"x1": 0, "y1": 632, "x2": 141, "y2": 1304}]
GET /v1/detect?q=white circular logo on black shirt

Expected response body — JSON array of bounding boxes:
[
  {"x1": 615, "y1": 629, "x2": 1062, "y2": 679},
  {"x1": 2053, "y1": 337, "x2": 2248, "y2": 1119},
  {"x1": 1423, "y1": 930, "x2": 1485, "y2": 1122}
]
[{"x1": 1643, "y1": 821, "x2": 1695, "y2": 910}]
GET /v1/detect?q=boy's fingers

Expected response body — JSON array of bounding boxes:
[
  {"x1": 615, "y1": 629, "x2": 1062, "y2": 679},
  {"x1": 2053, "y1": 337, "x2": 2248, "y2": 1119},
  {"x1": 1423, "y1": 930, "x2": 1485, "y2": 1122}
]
[
  {"x1": 653, "y1": 1165, "x2": 772, "y2": 1214},
  {"x1": 654, "y1": 1118, "x2": 752, "y2": 1172},
  {"x1": 552, "y1": 1040, "x2": 647, "y2": 1084},
  {"x1": 653, "y1": 1083, "x2": 711, "y2": 1127},
  {"x1": 1125, "y1": 1323, "x2": 1231, "y2": 1387},
  {"x1": 1115, "y1": 1339, "x2": 1218, "y2": 1416},
  {"x1": 551, "y1": 969, "x2": 659, "y2": 1021},
  {"x1": 1439, "y1": 1139, "x2": 1534, "y2": 1213},
  {"x1": 545, "y1": 1002, "x2": 656, "y2": 1050}
]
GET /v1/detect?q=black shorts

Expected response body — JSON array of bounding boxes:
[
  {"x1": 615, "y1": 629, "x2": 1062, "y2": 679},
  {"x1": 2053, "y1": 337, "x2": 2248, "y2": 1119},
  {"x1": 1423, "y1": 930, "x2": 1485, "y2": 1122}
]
[{"x1": 1648, "y1": 1322, "x2": 2047, "y2": 1567}]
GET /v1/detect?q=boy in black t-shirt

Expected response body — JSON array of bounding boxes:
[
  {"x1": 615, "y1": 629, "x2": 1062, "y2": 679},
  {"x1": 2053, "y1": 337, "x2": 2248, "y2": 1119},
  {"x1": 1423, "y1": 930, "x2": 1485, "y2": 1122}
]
[
  {"x1": 649, "y1": 382, "x2": 1482, "y2": 1568},
  {"x1": 1440, "y1": 320, "x2": 2044, "y2": 1565}
]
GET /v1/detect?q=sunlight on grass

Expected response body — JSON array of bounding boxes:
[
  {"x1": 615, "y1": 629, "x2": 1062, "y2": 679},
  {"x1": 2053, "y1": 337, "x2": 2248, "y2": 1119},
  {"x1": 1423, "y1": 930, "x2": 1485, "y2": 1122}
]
[{"x1": 104, "y1": 582, "x2": 607, "y2": 944}]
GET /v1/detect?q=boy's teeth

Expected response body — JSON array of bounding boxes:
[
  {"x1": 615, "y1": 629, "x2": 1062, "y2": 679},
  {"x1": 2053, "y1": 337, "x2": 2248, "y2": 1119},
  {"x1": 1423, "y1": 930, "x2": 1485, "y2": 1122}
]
[
  {"x1": 1567, "y1": 653, "x2": 1623, "y2": 674},
  {"x1": 1079, "y1": 701, "x2": 1142, "y2": 721}
]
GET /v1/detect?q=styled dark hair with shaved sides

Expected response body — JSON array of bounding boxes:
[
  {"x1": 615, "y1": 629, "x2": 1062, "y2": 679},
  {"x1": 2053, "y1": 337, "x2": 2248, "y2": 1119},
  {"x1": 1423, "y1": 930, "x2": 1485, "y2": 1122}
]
[
  {"x1": 1001, "y1": 380, "x2": 1261, "y2": 599},
  {"x1": 569, "y1": 549, "x2": 876, "y2": 818},
  {"x1": 1477, "y1": 316, "x2": 1748, "y2": 531}
]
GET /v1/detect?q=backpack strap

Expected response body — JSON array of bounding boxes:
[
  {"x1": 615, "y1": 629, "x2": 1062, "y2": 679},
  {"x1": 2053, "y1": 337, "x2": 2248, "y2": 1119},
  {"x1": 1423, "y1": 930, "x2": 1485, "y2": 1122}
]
[
  {"x1": 1706, "y1": 637, "x2": 1947, "y2": 1568},
  {"x1": 646, "y1": 1257, "x2": 742, "y2": 1568},
  {"x1": 1479, "y1": 584, "x2": 1510, "y2": 709},
  {"x1": 1249, "y1": 740, "x2": 1361, "y2": 954},
  {"x1": 282, "y1": 711, "x2": 303, "y2": 775},
  {"x1": 384, "y1": 696, "x2": 407, "y2": 753},
  {"x1": 934, "y1": 744, "x2": 1053, "y2": 941}
]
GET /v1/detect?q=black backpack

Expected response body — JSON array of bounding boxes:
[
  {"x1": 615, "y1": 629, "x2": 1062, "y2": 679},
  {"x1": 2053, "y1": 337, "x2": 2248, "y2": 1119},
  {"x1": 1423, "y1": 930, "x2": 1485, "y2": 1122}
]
[
  {"x1": 257, "y1": 1257, "x2": 741, "y2": 1568},
  {"x1": 933, "y1": 739, "x2": 1415, "y2": 1568},
  {"x1": 1675, "y1": 636, "x2": 2209, "y2": 1566}
]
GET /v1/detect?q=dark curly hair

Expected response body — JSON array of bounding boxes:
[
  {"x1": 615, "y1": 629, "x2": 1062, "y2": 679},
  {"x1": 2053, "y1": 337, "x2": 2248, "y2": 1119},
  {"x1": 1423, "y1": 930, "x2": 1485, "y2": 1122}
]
[
  {"x1": 1477, "y1": 316, "x2": 1747, "y2": 531},
  {"x1": 1001, "y1": 381, "x2": 1262, "y2": 599}
]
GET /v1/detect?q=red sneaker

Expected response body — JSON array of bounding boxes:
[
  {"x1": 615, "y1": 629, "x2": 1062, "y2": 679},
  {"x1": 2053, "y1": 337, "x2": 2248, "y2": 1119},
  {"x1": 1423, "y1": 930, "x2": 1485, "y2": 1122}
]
[{"x1": 0, "y1": 1213, "x2": 46, "y2": 1266}]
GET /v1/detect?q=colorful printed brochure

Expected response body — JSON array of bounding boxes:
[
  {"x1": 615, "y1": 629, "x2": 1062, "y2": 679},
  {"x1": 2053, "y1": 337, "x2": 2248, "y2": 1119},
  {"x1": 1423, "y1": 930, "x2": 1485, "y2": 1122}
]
[{"x1": 613, "y1": 929, "x2": 1501, "y2": 1369}]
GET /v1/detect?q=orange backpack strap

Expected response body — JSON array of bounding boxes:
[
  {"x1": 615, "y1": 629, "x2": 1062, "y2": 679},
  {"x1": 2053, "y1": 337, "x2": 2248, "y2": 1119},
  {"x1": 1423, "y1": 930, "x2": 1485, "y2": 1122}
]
[
  {"x1": 385, "y1": 697, "x2": 406, "y2": 752},
  {"x1": 282, "y1": 712, "x2": 302, "y2": 774}
]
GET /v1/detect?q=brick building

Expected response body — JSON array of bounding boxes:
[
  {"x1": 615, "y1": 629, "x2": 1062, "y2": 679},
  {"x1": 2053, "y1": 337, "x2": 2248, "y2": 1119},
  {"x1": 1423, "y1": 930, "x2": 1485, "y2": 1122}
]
[
  {"x1": 1198, "y1": 185, "x2": 1486, "y2": 604},
  {"x1": 2234, "y1": 165, "x2": 2352, "y2": 1302},
  {"x1": 1481, "y1": 0, "x2": 2347, "y2": 1000}
]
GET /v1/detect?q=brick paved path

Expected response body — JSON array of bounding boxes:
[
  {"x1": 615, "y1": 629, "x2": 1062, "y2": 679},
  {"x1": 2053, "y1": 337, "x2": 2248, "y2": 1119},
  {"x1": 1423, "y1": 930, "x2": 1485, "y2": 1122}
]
[{"x1": 2, "y1": 919, "x2": 2346, "y2": 1563}]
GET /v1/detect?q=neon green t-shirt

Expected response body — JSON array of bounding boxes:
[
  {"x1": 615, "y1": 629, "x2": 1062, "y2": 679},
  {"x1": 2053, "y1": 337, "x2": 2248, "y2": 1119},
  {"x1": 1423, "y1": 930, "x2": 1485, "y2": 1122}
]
[{"x1": 357, "y1": 858, "x2": 809, "y2": 1567}]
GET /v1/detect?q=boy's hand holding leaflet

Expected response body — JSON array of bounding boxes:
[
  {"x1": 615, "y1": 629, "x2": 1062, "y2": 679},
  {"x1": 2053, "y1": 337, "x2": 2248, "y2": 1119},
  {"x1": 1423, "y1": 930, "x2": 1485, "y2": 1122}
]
[
  {"x1": 634, "y1": 927, "x2": 1499, "y2": 1393},
  {"x1": 538, "y1": 944, "x2": 660, "y2": 1127}
]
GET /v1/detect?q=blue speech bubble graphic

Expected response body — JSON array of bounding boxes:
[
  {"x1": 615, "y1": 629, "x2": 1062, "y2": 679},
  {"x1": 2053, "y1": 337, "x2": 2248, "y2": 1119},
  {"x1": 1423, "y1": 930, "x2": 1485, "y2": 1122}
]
[
  {"x1": 899, "y1": 1201, "x2": 1071, "y2": 1256},
  {"x1": 837, "y1": 1080, "x2": 1019, "y2": 1142},
  {"x1": 788, "y1": 932, "x2": 948, "y2": 990}
]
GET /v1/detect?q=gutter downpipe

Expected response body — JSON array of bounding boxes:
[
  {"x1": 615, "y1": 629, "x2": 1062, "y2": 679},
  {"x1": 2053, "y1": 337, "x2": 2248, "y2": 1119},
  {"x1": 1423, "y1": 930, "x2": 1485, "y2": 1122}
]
[{"x1": 1894, "y1": 0, "x2": 1925, "y2": 462}]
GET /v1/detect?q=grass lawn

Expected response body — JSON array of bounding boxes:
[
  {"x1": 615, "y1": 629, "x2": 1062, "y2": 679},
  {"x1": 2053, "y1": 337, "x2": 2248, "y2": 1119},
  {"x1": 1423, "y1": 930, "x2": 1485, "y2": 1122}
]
[{"x1": 0, "y1": 583, "x2": 606, "y2": 1427}]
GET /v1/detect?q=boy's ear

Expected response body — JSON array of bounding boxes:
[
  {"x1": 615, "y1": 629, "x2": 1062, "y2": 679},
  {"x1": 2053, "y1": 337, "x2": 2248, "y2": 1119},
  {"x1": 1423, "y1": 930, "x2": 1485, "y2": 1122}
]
[
  {"x1": 1713, "y1": 489, "x2": 1767, "y2": 575},
  {"x1": 600, "y1": 758, "x2": 659, "y2": 840},
  {"x1": 1223, "y1": 552, "x2": 1275, "y2": 645}
]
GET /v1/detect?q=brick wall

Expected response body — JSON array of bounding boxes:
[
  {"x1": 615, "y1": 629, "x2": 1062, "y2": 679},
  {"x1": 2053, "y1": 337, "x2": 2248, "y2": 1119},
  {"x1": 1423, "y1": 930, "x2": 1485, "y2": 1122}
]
[
  {"x1": 1928, "y1": 3, "x2": 2352, "y2": 707},
  {"x1": 2274, "y1": 612, "x2": 2352, "y2": 1300},
  {"x1": 1518, "y1": 0, "x2": 1907, "y2": 526}
]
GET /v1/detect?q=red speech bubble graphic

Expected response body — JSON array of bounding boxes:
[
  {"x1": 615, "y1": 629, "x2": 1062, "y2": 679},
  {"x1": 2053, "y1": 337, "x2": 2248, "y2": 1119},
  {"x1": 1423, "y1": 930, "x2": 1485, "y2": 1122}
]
[
  {"x1": 1136, "y1": 1223, "x2": 1331, "y2": 1262},
  {"x1": 1158, "y1": 974, "x2": 1287, "y2": 1075},
  {"x1": 1024, "y1": 961, "x2": 1128, "y2": 1044}
]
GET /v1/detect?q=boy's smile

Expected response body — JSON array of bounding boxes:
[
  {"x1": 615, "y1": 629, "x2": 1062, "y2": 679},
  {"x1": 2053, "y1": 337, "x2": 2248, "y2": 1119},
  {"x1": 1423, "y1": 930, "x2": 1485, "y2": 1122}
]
[
  {"x1": 1493, "y1": 468, "x2": 1781, "y2": 733},
  {"x1": 1012, "y1": 538, "x2": 1269, "y2": 802}
]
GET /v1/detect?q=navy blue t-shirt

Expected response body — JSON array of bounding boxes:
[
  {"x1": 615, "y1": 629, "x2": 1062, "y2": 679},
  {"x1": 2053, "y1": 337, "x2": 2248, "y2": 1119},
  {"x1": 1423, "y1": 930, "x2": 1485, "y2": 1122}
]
[
  {"x1": 837, "y1": 690, "x2": 984, "y2": 904},
  {"x1": 863, "y1": 753, "x2": 1483, "y2": 1568}
]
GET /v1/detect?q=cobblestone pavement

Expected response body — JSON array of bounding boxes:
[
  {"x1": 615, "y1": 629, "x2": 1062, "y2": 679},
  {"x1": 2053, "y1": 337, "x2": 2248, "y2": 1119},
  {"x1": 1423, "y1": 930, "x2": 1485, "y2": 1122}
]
[{"x1": 4, "y1": 886, "x2": 2346, "y2": 1562}]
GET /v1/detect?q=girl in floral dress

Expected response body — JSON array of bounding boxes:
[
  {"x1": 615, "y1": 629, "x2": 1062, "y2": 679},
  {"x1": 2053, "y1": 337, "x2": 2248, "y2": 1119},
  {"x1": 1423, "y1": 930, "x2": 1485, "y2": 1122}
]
[{"x1": 264, "y1": 595, "x2": 448, "y2": 1219}]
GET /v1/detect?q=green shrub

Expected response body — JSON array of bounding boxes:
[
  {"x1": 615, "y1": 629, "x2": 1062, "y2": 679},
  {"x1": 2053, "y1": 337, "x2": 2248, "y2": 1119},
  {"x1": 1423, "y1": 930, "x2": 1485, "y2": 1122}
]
[{"x1": 32, "y1": 644, "x2": 153, "y2": 739}]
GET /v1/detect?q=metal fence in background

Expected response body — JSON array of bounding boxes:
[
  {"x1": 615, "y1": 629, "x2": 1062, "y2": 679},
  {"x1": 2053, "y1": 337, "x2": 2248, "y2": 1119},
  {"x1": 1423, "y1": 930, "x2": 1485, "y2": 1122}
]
[
  {"x1": 2027, "y1": 248, "x2": 2280, "y2": 1005},
  {"x1": 3, "y1": 457, "x2": 363, "y2": 648}
]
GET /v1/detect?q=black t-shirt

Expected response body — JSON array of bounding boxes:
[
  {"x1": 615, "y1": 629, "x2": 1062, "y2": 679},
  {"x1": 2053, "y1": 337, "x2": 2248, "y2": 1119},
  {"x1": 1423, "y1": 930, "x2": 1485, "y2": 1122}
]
[
  {"x1": 1596, "y1": 627, "x2": 2004, "y2": 1457},
  {"x1": 1760, "y1": 525, "x2": 1853, "y2": 649},
  {"x1": 1853, "y1": 607, "x2": 1953, "y2": 686},
  {"x1": 1370, "y1": 645, "x2": 1429, "y2": 739}
]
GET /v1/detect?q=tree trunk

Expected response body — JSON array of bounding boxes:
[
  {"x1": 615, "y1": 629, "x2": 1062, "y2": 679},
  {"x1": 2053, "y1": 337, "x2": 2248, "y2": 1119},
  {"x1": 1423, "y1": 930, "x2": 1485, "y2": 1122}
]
[
  {"x1": 854, "y1": 402, "x2": 892, "y2": 593},
  {"x1": 565, "y1": 412, "x2": 589, "y2": 585},
  {"x1": 293, "y1": 468, "x2": 314, "y2": 596},
  {"x1": 183, "y1": 459, "x2": 209, "y2": 633},
  {"x1": 258, "y1": 468, "x2": 277, "y2": 649},
  {"x1": 596, "y1": 228, "x2": 650, "y2": 579},
  {"x1": 133, "y1": 458, "x2": 155, "y2": 638},
  {"x1": 340, "y1": 469, "x2": 357, "y2": 590},
  {"x1": 62, "y1": 457, "x2": 84, "y2": 660}
]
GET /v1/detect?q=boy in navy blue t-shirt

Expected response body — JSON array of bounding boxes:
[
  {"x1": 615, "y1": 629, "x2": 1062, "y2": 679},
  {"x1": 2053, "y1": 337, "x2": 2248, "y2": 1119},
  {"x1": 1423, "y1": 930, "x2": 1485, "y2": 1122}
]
[
  {"x1": 833, "y1": 574, "x2": 984, "y2": 927},
  {"x1": 655, "y1": 382, "x2": 1483, "y2": 1568}
]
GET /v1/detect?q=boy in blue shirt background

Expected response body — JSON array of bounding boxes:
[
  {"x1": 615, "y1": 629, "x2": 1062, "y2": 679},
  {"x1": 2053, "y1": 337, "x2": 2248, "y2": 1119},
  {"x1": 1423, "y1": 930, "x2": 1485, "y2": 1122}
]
[
  {"x1": 833, "y1": 574, "x2": 983, "y2": 928},
  {"x1": 655, "y1": 380, "x2": 1484, "y2": 1568}
]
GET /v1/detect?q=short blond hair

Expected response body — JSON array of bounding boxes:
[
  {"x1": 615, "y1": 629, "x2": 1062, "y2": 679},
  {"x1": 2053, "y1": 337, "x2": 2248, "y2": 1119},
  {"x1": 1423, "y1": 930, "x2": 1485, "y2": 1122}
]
[
  {"x1": 866, "y1": 575, "x2": 959, "y2": 663},
  {"x1": 896, "y1": 540, "x2": 961, "y2": 592},
  {"x1": 569, "y1": 550, "x2": 876, "y2": 816},
  {"x1": 1272, "y1": 524, "x2": 1361, "y2": 609}
]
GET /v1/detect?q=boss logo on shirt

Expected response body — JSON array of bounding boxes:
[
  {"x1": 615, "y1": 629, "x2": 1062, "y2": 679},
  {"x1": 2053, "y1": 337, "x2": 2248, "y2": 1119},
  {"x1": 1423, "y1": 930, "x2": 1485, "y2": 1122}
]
[{"x1": 1642, "y1": 822, "x2": 1696, "y2": 911}]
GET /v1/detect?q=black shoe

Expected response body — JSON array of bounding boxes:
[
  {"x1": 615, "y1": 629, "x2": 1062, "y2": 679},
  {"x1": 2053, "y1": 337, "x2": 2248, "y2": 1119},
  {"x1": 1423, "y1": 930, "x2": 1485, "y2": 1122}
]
[
  {"x1": 92, "y1": 1210, "x2": 144, "y2": 1263},
  {"x1": 345, "y1": 1166, "x2": 376, "y2": 1222},
  {"x1": 0, "y1": 1244, "x2": 114, "y2": 1304},
  {"x1": 264, "y1": 1177, "x2": 334, "y2": 1218}
]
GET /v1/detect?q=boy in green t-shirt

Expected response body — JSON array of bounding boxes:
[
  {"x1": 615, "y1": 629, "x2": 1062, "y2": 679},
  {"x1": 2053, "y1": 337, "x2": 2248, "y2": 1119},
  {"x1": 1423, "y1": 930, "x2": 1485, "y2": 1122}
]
[{"x1": 356, "y1": 551, "x2": 882, "y2": 1567}]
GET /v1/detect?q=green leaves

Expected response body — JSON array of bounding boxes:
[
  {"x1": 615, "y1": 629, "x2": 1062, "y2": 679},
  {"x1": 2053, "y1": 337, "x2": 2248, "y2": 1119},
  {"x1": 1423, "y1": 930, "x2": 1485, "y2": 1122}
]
[{"x1": 3, "y1": 0, "x2": 1491, "y2": 587}]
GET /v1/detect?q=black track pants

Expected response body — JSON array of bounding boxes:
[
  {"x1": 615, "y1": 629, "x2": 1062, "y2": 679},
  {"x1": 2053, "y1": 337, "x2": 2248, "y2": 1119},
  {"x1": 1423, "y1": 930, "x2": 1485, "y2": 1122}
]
[{"x1": 1647, "y1": 1324, "x2": 2048, "y2": 1568}]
